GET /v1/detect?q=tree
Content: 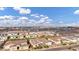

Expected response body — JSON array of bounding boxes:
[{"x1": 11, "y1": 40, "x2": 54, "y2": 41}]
[
  {"x1": 60, "y1": 40, "x2": 67, "y2": 45},
  {"x1": 40, "y1": 35, "x2": 45, "y2": 38},
  {"x1": 0, "y1": 36, "x2": 11, "y2": 49},
  {"x1": 7, "y1": 36, "x2": 10, "y2": 40},
  {"x1": 23, "y1": 35, "x2": 26, "y2": 39},
  {"x1": 60, "y1": 40, "x2": 63, "y2": 44},
  {"x1": 17, "y1": 33, "x2": 19, "y2": 35}
]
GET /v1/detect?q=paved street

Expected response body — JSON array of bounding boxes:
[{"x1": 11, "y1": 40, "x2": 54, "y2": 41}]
[{"x1": 43, "y1": 45, "x2": 79, "y2": 51}]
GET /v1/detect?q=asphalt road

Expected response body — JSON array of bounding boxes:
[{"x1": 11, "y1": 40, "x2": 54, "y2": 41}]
[{"x1": 43, "y1": 44, "x2": 79, "y2": 51}]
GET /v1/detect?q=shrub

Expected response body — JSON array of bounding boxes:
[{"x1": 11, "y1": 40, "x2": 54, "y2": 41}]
[{"x1": 43, "y1": 45, "x2": 49, "y2": 48}]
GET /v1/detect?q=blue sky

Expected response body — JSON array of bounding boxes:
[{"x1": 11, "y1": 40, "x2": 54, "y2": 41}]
[{"x1": 0, "y1": 7, "x2": 79, "y2": 27}]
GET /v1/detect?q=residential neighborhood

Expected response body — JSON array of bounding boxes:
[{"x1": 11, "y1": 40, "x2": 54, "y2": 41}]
[{"x1": 0, "y1": 27, "x2": 79, "y2": 51}]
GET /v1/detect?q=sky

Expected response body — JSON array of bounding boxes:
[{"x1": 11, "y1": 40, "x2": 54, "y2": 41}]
[{"x1": 0, "y1": 7, "x2": 79, "y2": 27}]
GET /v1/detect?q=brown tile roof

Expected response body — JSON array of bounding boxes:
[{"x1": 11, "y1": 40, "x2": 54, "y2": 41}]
[
  {"x1": 4, "y1": 39, "x2": 27, "y2": 46},
  {"x1": 30, "y1": 39, "x2": 52, "y2": 45}
]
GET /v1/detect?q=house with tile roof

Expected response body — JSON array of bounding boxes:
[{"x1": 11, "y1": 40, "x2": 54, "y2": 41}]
[{"x1": 3, "y1": 39, "x2": 29, "y2": 51}]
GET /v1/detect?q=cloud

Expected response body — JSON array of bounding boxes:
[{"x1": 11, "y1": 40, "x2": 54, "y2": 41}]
[
  {"x1": 19, "y1": 8, "x2": 31, "y2": 14},
  {"x1": 0, "y1": 16, "x2": 29, "y2": 27},
  {"x1": 74, "y1": 10, "x2": 79, "y2": 15},
  {"x1": 0, "y1": 13, "x2": 53, "y2": 27},
  {"x1": 41, "y1": 16, "x2": 49, "y2": 20},
  {"x1": 18, "y1": 17, "x2": 29, "y2": 26},
  {"x1": 13, "y1": 7, "x2": 31, "y2": 14},
  {"x1": 31, "y1": 14, "x2": 40, "y2": 18},
  {"x1": 0, "y1": 15, "x2": 15, "y2": 20},
  {"x1": 37, "y1": 17, "x2": 48, "y2": 23},
  {"x1": 13, "y1": 7, "x2": 21, "y2": 10},
  {"x1": 40, "y1": 15, "x2": 45, "y2": 17},
  {"x1": 18, "y1": 17, "x2": 28, "y2": 20},
  {"x1": 33, "y1": 15, "x2": 53, "y2": 27},
  {"x1": 59, "y1": 21, "x2": 64, "y2": 24},
  {"x1": 65, "y1": 22, "x2": 79, "y2": 27},
  {"x1": 0, "y1": 15, "x2": 19, "y2": 27},
  {"x1": 0, "y1": 7, "x2": 5, "y2": 11},
  {"x1": 30, "y1": 14, "x2": 53, "y2": 26},
  {"x1": 0, "y1": 7, "x2": 53, "y2": 27}
]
